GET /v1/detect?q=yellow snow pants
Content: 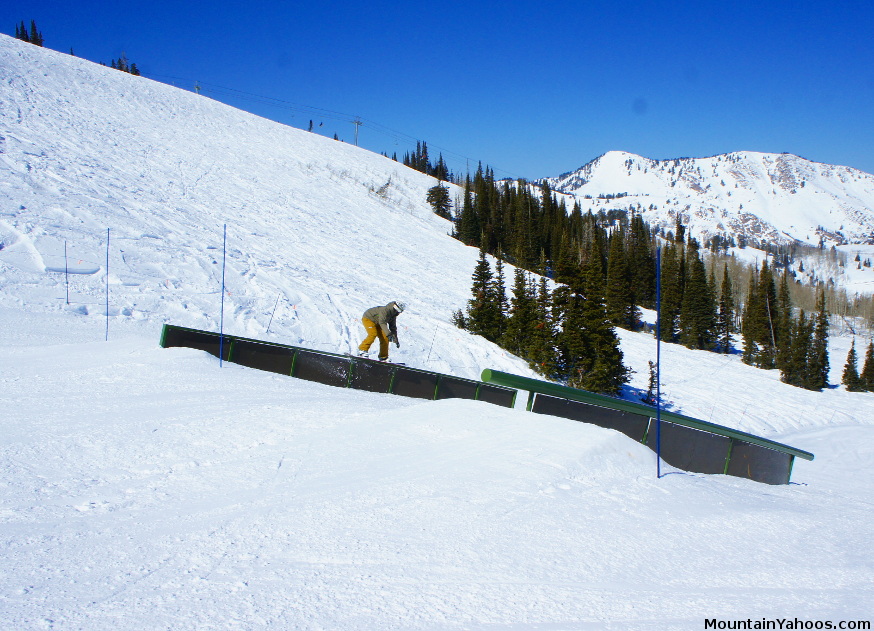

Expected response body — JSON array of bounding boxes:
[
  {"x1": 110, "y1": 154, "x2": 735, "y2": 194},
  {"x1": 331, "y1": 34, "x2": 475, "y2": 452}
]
[{"x1": 358, "y1": 317, "x2": 389, "y2": 359}]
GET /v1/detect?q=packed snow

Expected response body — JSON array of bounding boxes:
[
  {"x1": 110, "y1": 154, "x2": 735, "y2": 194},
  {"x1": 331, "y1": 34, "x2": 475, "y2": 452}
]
[{"x1": 1, "y1": 35, "x2": 873, "y2": 630}]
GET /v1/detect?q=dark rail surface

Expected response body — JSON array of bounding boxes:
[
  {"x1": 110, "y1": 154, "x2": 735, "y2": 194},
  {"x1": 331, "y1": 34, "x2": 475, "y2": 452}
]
[
  {"x1": 481, "y1": 368, "x2": 813, "y2": 485},
  {"x1": 160, "y1": 324, "x2": 517, "y2": 408}
]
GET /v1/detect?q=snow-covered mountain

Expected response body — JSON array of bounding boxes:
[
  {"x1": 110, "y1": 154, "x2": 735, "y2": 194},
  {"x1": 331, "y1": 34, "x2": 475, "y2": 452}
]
[
  {"x1": 545, "y1": 150, "x2": 874, "y2": 247},
  {"x1": 2, "y1": 34, "x2": 874, "y2": 630}
]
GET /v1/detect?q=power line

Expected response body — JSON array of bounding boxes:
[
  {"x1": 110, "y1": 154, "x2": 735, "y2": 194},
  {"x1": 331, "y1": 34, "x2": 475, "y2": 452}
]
[{"x1": 142, "y1": 72, "x2": 524, "y2": 180}]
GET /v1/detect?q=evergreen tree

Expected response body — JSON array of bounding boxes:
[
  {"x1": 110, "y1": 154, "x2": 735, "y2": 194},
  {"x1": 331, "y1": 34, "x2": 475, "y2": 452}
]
[
  {"x1": 756, "y1": 260, "x2": 779, "y2": 368},
  {"x1": 809, "y1": 288, "x2": 830, "y2": 390},
  {"x1": 860, "y1": 341, "x2": 874, "y2": 392},
  {"x1": 553, "y1": 232, "x2": 583, "y2": 288},
  {"x1": 15, "y1": 20, "x2": 43, "y2": 45},
  {"x1": 528, "y1": 276, "x2": 558, "y2": 376},
  {"x1": 678, "y1": 239, "x2": 716, "y2": 349},
  {"x1": 628, "y1": 212, "x2": 656, "y2": 308},
  {"x1": 15, "y1": 21, "x2": 29, "y2": 42},
  {"x1": 466, "y1": 249, "x2": 502, "y2": 342},
  {"x1": 454, "y1": 178, "x2": 479, "y2": 246},
  {"x1": 644, "y1": 360, "x2": 658, "y2": 405},
  {"x1": 715, "y1": 264, "x2": 736, "y2": 353},
  {"x1": 674, "y1": 217, "x2": 686, "y2": 243},
  {"x1": 433, "y1": 153, "x2": 449, "y2": 182},
  {"x1": 559, "y1": 252, "x2": 628, "y2": 396},
  {"x1": 29, "y1": 20, "x2": 43, "y2": 46},
  {"x1": 842, "y1": 340, "x2": 863, "y2": 392},
  {"x1": 775, "y1": 271, "x2": 794, "y2": 371},
  {"x1": 426, "y1": 183, "x2": 452, "y2": 219},
  {"x1": 493, "y1": 256, "x2": 509, "y2": 342},
  {"x1": 781, "y1": 311, "x2": 811, "y2": 388},
  {"x1": 604, "y1": 228, "x2": 638, "y2": 329},
  {"x1": 657, "y1": 243, "x2": 681, "y2": 343},
  {"x1": 742, "y1": 261, "x2": 778, "y2": 368},
  {"x1": 110, "y1": 53, "x2": 140, "y2": 75},
  {"x1": 501, "y1": 269, "x2": 537, "y2": 357},
  {"x1": 741, "y1": 265, "x2": 761, "y2": 365}
]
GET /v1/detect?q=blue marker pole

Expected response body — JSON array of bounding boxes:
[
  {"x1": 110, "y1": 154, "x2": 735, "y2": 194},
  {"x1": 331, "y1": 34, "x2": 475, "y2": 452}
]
[
  {"x1": 219, "y1": 224, "x2": 227, "y2": 367},
  {"x1": 105, "y1": 228, "x2": 110, "y2": 341},
  {"x1": 64, "y1": 240, "x2": 70, "y2": 305},
  {"x1": 655, "y1": 245, "x2": 662, "y2": 479},
  {"x1": 266, "y1": 293, "x2": 280, "y2": 335}
]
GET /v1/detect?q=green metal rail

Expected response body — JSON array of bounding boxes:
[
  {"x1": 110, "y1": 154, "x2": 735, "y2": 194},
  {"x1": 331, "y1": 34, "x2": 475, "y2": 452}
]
[{"x1": 481, "y1": 368, "x2": 814, "y2": 462}]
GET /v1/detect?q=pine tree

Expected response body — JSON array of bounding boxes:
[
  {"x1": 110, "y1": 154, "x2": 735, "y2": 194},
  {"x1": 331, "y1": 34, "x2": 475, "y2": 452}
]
[
  {"x1": 757, "y1": 260, "x2": 779, "y2": 368},
  {"x1": 15, "y1": 21, "x2": 29, "y2": 42},
  {"x1": 842, "y1": 340, "x2": 863, "y2": 392},
  {"x1": 742, "y1": 261, "x2": 778, "y2": 368},
  {"x1": 604, "y1": 228, "x2": 638, "y2": 329},
  {"x1": 775, "y1": 271, "x2": 794, "y2": 371},
  {"x1": 715, "y1": 264, "x2": 735, "y2": 353},
  {"x1": 466, "y1": 249, "x2": 502, "y2": 342},
  {"x1": 809, "y1": 288, "x2": 830, "y2": 390},
  {"x1": 644, "y1": 360, "x2": 658, "y2": 405},
  {"x1": 678, "y1": 240, "x2": 715, "y2": 349},
  {"x1": 628, "y1": 212, "x2": 656, "y2": 308},
  {"x1": 493, "y1": 256, "x2": 509, "y2": 342},
  {"x1": 781, "y1": 311, "x2": 811, "y2": 388},
  {"x1": 528, "y1": 276, "x2": 558, "y2": 376},
  {"x1": 502, "y1": 269, "x2": 537, "y2": 357},
  {"x1": 741, "y1": 266, "x2": 760, "y2": 365},
  {"x1": 426, "y1": 183, "x2": 452, "y2": 219},
  {"x1": 15, "y1": 20, "x2": 43, "y2": 45},
  {"x1": 559, "y1": 252, "x2": 628, "y2": 396},
  {"x1": 860, "y1": 341, "x2": 874, "y2": 392},
  {"x1": 433, "y1": 154, "x2": 449, "y2": 182},
  {"x1": 454, "y1": 178, "x2": 479, "y2": 246},
  {"x1": 658, "y1": 243, "x2": 681, "y2": 343},
  {"x1": 29, "y1": 20, "x2": 43, "y2": 46}
]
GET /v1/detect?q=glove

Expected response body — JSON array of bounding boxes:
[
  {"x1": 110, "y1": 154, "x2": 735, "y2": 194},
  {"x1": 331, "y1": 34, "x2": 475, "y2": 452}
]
[{"x1": 388, "y1": 332, "x2": 399, "y2": 347}]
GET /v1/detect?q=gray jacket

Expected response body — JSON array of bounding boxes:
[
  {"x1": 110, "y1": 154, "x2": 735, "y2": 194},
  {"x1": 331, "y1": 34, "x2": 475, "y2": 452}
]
[{"x1": 363, "y1": 302, "x2": 400, "y2": 337}]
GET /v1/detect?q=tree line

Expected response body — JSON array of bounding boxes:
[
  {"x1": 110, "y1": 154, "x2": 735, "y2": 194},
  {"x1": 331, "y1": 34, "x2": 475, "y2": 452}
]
[
  {"x1": 739, "y1": 260, "x2": 830, "y2": 390},
  {"x1": 14, "y1": 20, "x2": 44, "y2": 46},
  {"x1": 12, "y1": 20, "x2": 141, "y2": 76},
  {"x1": 108, "y1": 54, "x2": 140, "y2": 76},
  {"x1": 403, "y1": 141, "x2": 453, "y2": 183},
  {"x1": 447, "y1": 171, "x2": 841, "y2": 396}
]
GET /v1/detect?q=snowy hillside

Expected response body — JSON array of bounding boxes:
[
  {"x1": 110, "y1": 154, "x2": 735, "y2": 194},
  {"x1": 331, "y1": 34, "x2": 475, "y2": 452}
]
[
  {"x1": 545, "y1": 150, "x2": 874, "y2": 248},
  {"x1": 2, "y1": 35, "x2": 874, "y2": 629},
  {"x1": 0, "y1": 34, "x2": 530, "y2": 381}
]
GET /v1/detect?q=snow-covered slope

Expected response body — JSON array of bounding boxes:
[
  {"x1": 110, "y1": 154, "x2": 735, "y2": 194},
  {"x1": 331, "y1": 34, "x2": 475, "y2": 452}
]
[
  {"x1": 546, "y1": 150, "x2": 874, "y2": 247},
  {"x1": 2, "y1": 326, "x2": 872, "y2": 630},
  {"x1": 0, "y1": 34, "x2": 529, "y2": 381},
  {"x1": 2, "y1": 35, "x2": 874, "y2": 629}
]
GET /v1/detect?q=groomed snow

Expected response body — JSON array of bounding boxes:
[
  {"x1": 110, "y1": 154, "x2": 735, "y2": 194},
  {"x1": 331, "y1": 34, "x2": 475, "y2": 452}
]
[{"x1": 1, "y1": 35, "x2": 873, "y2": 629}]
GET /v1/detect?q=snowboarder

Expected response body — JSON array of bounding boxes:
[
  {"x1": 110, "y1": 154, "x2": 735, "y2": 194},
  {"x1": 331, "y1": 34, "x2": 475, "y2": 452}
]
[{"x1": 358, "y1": 301, "x2": 406, "y2": 361}]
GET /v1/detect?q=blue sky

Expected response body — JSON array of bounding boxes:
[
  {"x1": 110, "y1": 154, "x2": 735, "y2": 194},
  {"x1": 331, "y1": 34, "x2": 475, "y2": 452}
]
[{"x1": 6, "y1": 1, "x2": 874, "y2": 179}]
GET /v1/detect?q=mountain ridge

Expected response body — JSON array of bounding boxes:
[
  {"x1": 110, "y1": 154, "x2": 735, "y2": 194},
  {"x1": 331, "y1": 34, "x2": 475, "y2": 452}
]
[{"x1": 543, "y1": 150, "x2": 874, "y2": 247}]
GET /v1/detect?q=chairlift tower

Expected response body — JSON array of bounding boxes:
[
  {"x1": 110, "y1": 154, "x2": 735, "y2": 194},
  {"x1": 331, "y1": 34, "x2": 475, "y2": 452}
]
[{"x1": 352, "y1": 117, "x2": 362, "y2": 146}]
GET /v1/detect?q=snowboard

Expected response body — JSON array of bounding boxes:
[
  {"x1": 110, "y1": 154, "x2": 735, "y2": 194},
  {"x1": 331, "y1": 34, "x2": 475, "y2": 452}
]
[{"x1": 345, "y1": 353, "x2": 405, "y2": 366}]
